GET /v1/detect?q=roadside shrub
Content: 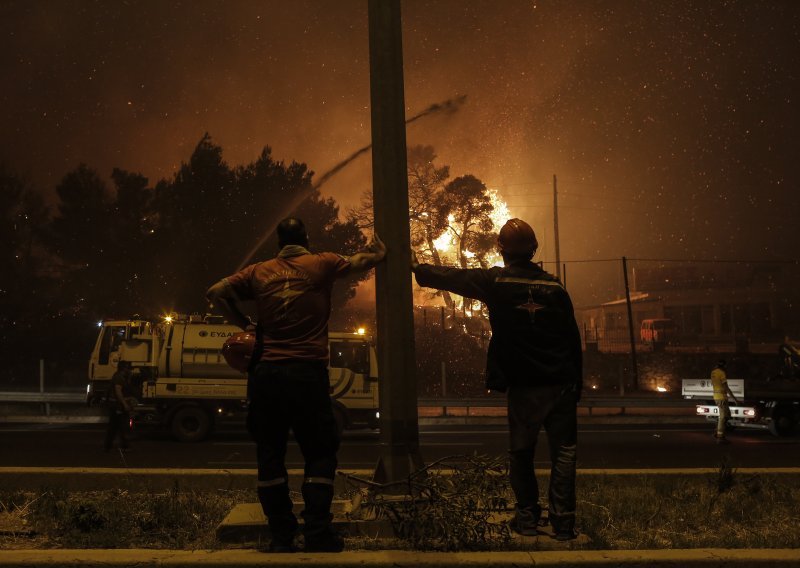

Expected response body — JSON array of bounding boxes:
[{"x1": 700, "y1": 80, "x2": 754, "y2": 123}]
[{"x1": 353, "y1": 454, "x2": 512, "y2": 551}]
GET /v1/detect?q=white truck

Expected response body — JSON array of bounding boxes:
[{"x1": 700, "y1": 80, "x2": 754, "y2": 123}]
[
  {"x1": 87, "y1": 315, "x2": 379, "y2": 442},
  {"x1": 682, "y1": 345, "x2": 800, "y2": 437}
]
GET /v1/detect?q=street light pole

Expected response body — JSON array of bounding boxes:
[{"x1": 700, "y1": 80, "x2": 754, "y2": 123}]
[
  {"x1": 553, "y1": 174, "x2": 561, "y2": 280},
  {"x1": 367, "y1": 0, "x2": 423, "y2": 484}
]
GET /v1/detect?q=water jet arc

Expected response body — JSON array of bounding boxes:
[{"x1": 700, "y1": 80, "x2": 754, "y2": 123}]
[{"x1": 235, "y1": 95, "x2": 467, "y2": 271}]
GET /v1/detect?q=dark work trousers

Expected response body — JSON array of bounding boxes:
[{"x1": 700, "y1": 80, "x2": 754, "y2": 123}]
[
  {"x1": 104, "y1": 409, "x2": 130, "y2": 450},
  {"x1": 247, "y1": 360, "x2": 340, "y2": 542},
  {"x1": 507, "y1": 383, "x2": 577, "y2": 532}
]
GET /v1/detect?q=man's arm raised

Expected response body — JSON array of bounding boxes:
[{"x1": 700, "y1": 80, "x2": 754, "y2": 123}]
[{"x1": 348, "y1": 233, "x2": 387, "y2": 273}]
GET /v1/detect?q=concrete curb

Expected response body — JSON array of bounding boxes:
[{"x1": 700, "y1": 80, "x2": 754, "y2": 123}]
[{"x1": 1, "y1": 548, "x2": 799, "y2": 567}]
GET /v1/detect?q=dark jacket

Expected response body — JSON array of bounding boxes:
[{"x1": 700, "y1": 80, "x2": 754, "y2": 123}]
[
  {"x1": 107, "y1": 369, "x2": 131, "y2": 411},
  {"x1": 414, "y1": 261, "x2": 583, "y2": 394}
]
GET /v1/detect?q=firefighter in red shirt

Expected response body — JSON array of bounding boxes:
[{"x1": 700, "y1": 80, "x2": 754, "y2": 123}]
[{"x1": 207, "y1": 218, "x2": 386, "y2": 553}]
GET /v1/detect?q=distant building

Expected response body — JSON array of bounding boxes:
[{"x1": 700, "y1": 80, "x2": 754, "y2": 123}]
[{"x1": 576, "y1": 262, "x2": 797, "y2": 343}]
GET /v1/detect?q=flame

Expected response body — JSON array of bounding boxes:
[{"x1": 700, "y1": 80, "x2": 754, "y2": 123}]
[
  {"x1": 433, "y1": 231, "x2": 453, "y2": 252},
  {"x1": 487, "y1": 189, "x2": 511, "y2": 230},
  {"x1": 415, "y1": 188, "x2": 514, "y2": 318},
  {"x1": 425, "y1": 189, "x2": 513, "y2": 272}
]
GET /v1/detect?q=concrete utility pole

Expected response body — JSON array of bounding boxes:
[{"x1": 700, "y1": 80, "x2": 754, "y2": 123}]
[
  {"x1": 553, "y1": 174, "x2": 561, "y2": 280},
  {"x1": 367, "y1": 0, "x2": 424, "y2": 483},
  {"x1": 622, "y1": 256, "x2": 639, "y2": 391}
]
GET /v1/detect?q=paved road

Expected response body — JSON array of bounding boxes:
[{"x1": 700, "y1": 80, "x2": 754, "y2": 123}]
[{"x1": 1, "y1": 422, "x2": 798, "y2": 469}]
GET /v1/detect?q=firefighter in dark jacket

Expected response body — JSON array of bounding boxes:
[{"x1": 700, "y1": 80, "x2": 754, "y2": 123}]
[{"x1": 411, "y1": 218, "x2": 582, "y2": 540}]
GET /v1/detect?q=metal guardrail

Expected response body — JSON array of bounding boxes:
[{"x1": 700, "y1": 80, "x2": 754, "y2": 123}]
[
  {"x1": 419, "y1": 397, "x2": 697, "y2": 408},
  {"x1": 0, "y1": 391, "x2": 85, "y2": 403},
  {"x1": 0, "y1": 392, "x2": 698, "y2": 425},
  {"x1": 0, "y1": 392, "x2": 696, "y2": 408}
]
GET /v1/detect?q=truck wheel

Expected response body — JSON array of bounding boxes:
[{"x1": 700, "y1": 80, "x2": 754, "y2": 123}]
[
  {"x1": 170, "y1": 406, "x2": 212, "y2": 443},
  {"x1": 768, "y1": 407, "x2": 797, "y2": 437}
]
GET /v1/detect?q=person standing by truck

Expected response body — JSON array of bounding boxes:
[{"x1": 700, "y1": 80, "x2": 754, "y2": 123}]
[
  {"x1": 411, "y1": 218, "x2": 583, "y2": 541},
  {"x1": 711, "y1": 359, "x2": 739, "y2": 443},
  {"x1": 103, "y1": 361, "x2": 134, "y2": 452},
  {"x1": 206, "y1": 217, "x2": 386, "y2": 553}
]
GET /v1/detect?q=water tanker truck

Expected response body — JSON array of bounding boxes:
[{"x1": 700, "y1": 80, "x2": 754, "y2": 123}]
[{"x1": 87, "y1": 315, "x2": 379, "y2": 442}]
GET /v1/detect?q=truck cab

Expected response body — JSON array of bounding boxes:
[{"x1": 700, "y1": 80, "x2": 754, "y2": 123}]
[{"x1": 87, "y1": 319, "x2": 155, "y2": 404}]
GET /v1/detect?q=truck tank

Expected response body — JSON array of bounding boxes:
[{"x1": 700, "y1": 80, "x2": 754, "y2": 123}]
[{"x1": 159, "y1": 322, "x2": 244, "y2": 379}]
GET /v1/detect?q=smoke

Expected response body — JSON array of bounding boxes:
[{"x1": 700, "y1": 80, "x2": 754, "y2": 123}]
[{"x1": 236, "y1": 94, "x2": 468, "y2": 270}]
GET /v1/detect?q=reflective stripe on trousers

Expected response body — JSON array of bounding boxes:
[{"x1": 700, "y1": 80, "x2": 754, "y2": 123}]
[{"x1": 304, "y1": 477, "x2": 335, "y2": 486}]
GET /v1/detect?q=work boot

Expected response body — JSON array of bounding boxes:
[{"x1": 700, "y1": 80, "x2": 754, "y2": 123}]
[
  {"x1": 304, "y1": 529, "x2": 344, "y2": 553},
  {"x1": 258, "y1": 482, "x2": 298, "y2": 552},
  {"x1": 301, "y1": 481, "x2": 340, "y2": 551},
  {"x1": 549, "y1": 512, "x2": 577, "y2": 541},
  {"x1": 266, "y1": 536, "x2": 298, "y2": 553},
  {"x1": 509, "y1": 506, "x2": 541, "y2": 536},
  {"x1": 553, "y1": 527, "x2": 579, "y2": 541}
]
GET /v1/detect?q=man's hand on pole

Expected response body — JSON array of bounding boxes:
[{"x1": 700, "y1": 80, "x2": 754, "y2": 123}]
[
  {"x1": 368, "y1": 232, "x2": 387, "y2": 261},
  {"x1": 410, "y1": 248, "x2": 420, "y2": 272},
  {"x1": 348, "y1": 232, "x2": 387, "y2": 273}
]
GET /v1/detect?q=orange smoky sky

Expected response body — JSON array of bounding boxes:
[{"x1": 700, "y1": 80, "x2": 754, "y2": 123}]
[{"x1": 2, "y1": 0, "x2": 799, "y2": 282}]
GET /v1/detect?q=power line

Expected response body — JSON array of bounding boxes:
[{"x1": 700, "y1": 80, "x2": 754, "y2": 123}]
[
  {"x1": 539, "y1": 257, "x2": 799, "y2": 265},
  {"x1": 506, "y1": 203, "x2": 651, "y2": 214},
  {"x1": 626, "y1": 257, "x2": 800, "y2": 265}
]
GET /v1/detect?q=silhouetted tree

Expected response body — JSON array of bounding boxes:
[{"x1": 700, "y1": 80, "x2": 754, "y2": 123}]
[
  {"x1": 0, "y1": 168, "x2": 26, "y2": 281},
  {"x1": 347, "y1": 147, "x2": 500, "y2": 309},
  {"x1": 0, "y1": 167, "x2": 59, "y2": 385},
  {"x1": 109, "y1": 168, "x2": 157, "y2": 313},
  {"x1": 440, "y1": 175, "x2": 496, "y2": 270},
  {"x1": 152, "y1": 134, "x2": 369, "y2": 314},
  {"x1": 46, "y1": 165, "x2": 156, "y2": 318},
  {"x1": 151, "y1": 134, "x2": 236, "y2": 312},
  {"x1": 46, "y1": 164, "x2": 118, "y2": 317},
  {"x1": 234, "y1": 147, "x2": 369, "y2": 309}
]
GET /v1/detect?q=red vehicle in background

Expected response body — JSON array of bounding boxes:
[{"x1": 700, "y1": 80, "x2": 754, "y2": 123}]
[{"x1": 640, "y1": 318, "x2": 676, "y2": 344}]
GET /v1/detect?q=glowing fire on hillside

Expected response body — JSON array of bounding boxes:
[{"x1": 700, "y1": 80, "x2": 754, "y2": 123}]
[
  {"x1": 420, "y1": 189, "x2": 513, "y2": 316},
  {"x1": 431, "y1": 189, "x2": 511, "y2": 268}
]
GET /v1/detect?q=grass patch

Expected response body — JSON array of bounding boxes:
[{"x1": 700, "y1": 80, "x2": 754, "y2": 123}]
[
  {"x1": 2, "y1": 465, "x2": 799, "y2": 550},
  {"x1": 1, "y1": 484, "x2": 250, "y2": 549},
  {"x1": 579, "y1": 471, "x2": 800, "y2": 549},
  {"x1": 348, "y1": 458, "x2": 800, "y2": 551}
]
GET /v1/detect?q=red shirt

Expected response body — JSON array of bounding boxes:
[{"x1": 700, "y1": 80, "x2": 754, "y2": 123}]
[{"x1": 226, "y1": 247, "x2": 351, "y2": 361}]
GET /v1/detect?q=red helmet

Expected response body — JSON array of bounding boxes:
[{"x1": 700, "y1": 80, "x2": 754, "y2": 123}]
[
  {"x1": 498, "y1": 218, "x2": 538, "y2": 258},
  {"x1": 222, "y1": 331, "x2": 257, "y2": 373}
]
